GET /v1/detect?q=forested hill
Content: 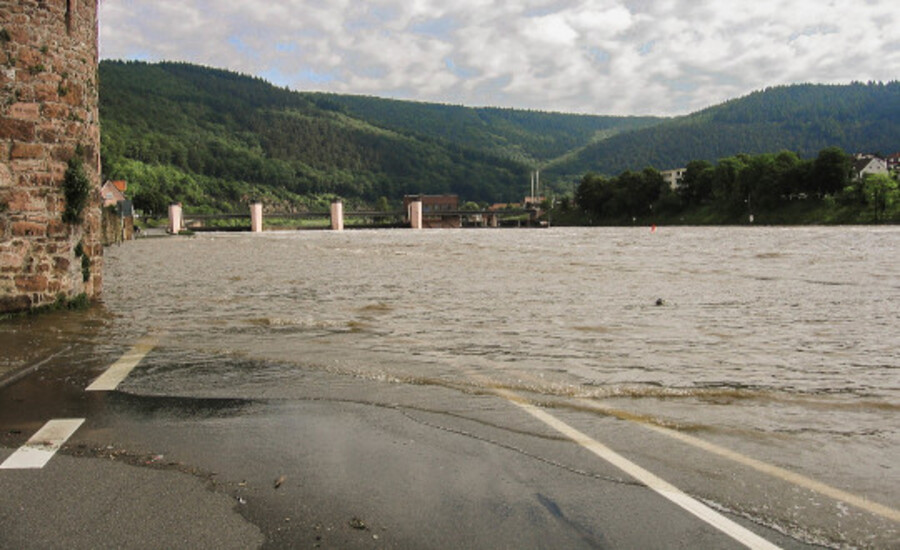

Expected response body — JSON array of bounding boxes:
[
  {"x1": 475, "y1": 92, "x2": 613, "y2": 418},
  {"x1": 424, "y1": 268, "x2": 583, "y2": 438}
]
[
  {"x1": 547, "y1": 82, "x2": 900, "y2": 181},
  {"x1": 98, "y1": 61, "x2": 655, "y2": 212},
  {"x1": 300, "y1": 93, "x2": 662, "y2": 165}
]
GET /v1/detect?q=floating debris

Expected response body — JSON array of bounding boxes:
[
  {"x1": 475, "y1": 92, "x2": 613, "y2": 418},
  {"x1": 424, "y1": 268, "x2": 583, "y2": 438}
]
[
  {"x1": 274, "y1": 475, "x2": 287, "y2": 489},
  {"x1": 349, "y1": 517, "x2": 367, "y2": 530}
]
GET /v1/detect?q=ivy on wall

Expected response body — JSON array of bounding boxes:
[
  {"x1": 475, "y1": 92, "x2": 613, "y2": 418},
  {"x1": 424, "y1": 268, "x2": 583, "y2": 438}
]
[{"x1": 63, "y1": 148, "x2": 90, "y2": 224}]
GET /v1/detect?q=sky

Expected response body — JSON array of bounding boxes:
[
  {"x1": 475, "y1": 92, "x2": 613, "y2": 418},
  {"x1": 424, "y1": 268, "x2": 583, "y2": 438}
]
[{"x1": 99, "y1": 0, "x2": 899, "y2": 117}]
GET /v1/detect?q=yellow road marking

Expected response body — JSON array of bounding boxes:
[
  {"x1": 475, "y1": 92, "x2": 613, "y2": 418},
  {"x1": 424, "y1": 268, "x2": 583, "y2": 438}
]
[
  {"x1": 493, "y1": 387, "x2": 781, "y2": 550},
  {"x1": 573, "y1": 397, "x2": 900, "y2": 524}
]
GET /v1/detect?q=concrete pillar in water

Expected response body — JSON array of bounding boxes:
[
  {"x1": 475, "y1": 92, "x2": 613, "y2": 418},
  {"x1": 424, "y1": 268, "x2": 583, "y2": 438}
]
[
  {"x1": 330, "y1": 200, "x2": 344, "y2": 231},
  {"x1": 168, "y1": 203, "x2": 183, "y2": 234},
  {"x1": 250, "y1": 202, "x2": 263, "y2": 232},
  {"x1": 409, "y1": 201, "x2": 423, "y2": 229},
  {"x1": 490, "y1": 213, "x2": 499, "y2": 228}
]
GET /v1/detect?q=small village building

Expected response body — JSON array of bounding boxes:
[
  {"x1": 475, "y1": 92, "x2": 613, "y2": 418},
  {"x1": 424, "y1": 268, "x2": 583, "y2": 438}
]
[
  {"x1": 101, "y1": 180, "x2": 127, "y2": 207},
  {"x1": 853, "y1": 156, "x2": 889, "y2": 181},
  {"x1": 661, "y1": 168, "x2": 686, "y2": 190},
  {"x1": 886, "y1": 153, "x2": 900, "y2": 173},
  {"x1": 523, "y1": 196, "x2": 546, "y2": 208},
  {"x1": 402, "y1": 194, "x2": 461, "y2": 228},
  {"x1": 99, "y1": 180, "x2": 134, "y2": 243}
]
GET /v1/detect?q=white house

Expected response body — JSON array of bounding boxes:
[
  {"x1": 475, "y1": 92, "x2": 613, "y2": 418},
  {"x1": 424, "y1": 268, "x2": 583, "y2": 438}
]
[
  {"x1": 661, "y1": 168, "x2": 686, "y2": 190},
  {"x1": 853, "y1": 157, "x2": 888, "y2": 181}
]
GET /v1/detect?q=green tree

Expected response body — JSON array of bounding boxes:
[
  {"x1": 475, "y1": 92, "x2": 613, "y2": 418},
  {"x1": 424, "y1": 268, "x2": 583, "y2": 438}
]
[
  {"x1": 862, "y1": 173, "x2": 899, "y2": 221},
  {"x1": 812, "y1": 147, "x2": 851, "y2": 196},
  {"x1": 712, "y1": 155, "x2": 749, "y2": 210},
  {"x1": 375, "y1": 196, "x2": 391, "y2": 211},
  {"x1": 679, "y1": 160, "x2": 714, "y2": 204}
]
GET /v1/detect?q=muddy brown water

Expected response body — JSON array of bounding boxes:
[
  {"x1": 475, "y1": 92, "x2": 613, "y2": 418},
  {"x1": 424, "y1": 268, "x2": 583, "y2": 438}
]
[{"x1": 19, "y1": 225, "x2": 899, "y2": 545}]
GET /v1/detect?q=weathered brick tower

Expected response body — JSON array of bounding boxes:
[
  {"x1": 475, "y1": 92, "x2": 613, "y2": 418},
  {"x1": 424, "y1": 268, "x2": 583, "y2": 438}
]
[{"x1": 0, "y1": 0, "x2": 101, "y2": 313}]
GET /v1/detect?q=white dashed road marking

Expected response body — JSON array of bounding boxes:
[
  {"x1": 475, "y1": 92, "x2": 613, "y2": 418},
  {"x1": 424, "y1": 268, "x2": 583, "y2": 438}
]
[
  {"x1": 0, "y1": 418, "x2": 85, "y2": 469},
  {"x1": 494, "y1": 387, "x2": 782, "y2": 550},
  {"x1": 86, "y1": 336, "x2": 158, "y2": 391}
]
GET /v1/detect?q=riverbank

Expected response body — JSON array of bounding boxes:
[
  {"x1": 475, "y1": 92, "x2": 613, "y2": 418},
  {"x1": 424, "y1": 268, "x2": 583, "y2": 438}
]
[{"x1": 549, "y1": 196, "x2": 900, "y2": 226}]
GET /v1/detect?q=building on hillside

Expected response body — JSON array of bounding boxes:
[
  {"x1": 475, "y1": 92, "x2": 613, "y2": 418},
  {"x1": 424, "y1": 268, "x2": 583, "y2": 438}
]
[
  {"x1": 402, "y1": 194, "x2": 461, "y2": 228},
  {"x1": 403, "y1": 194, "x2": 458, "y2": 213},
  {"x1": 886, "y1": 153, "x2": 900, "y2": 173},
  {"x1": 853, "y1": 156, "x2": 888, "y2": 181},
  {"x1": 489, "y1": 202, "x2": 522, "y2": 211},
  {"x1": 661, "y1": 168, "x2": 686, "y2": 190},
  {"x1": 101, "y1": 180, "x2": 127, "y2": 207},
  {"x1": 523, "y1": 196, "x2": 545, "y2": 208}
]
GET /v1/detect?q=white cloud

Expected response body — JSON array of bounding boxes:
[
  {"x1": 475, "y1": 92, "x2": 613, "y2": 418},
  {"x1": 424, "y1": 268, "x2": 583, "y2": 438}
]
[{"x1": 99, "y1": 0, "x2": 899, "y2": 116}]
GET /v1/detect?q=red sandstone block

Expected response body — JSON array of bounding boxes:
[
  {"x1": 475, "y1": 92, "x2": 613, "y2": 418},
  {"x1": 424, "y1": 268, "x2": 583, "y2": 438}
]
[
  {"x1": 11, "y1": 142, "x2": 45, "y2": 160},
  {"x1": 61, "y1": 84, "x2": 83, "y2": 106},
  {"x1": 42, "y1": 103, "x2": 70, "y2": 119},
  {"x1": 35, "y1": 81, "x2": 59, "y2": 103},
  {"x1": 5, "y1": 190, "x2": 41, "y2": 211},
  {"x1": 52, "y1": 144, "x2": 78, "y2": 161},
  {"x1": 15, "y1": 274, "x2": 48, "y2": 293},
  {"x1": 0, "y1": 117, "x2": 35, "y2": 141},
  {"x1": 0, "y1": 164, "x2": 12, "y2": 188},
  {"x1": 47, "y1": 220, "x2": 68, "y2": 238},
  {"x1": 29, "y1": 171, "x2": 59, "y2": 188},
  {"x1": 12, "y1": 221, "x2": 46, "y2": 237},
  {"x1": 17, "y1": 47, "x2": 41, "y2": 68},
  {"x1": 8, "y1": 102, "x2": 40, "y2": 121},
  {"x1": 38, "y1": 123, "x2": 60, "y2": 143}
]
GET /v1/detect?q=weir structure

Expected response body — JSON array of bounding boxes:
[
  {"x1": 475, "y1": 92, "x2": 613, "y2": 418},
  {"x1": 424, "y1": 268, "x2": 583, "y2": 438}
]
[{"x1": 0, "y1": 0, "x2": 102, "y2": 314}]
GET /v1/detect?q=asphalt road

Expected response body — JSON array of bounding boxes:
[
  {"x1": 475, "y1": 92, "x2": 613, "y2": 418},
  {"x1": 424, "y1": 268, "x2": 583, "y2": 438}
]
[{"x1": 0, "y1": 336, "x2": 868, "y2": 549}]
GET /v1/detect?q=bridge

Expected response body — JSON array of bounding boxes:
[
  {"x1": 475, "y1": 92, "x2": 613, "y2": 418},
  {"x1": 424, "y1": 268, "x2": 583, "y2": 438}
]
[{"x1": 167, "y1": 201, "x2": 544, "y2": 233}]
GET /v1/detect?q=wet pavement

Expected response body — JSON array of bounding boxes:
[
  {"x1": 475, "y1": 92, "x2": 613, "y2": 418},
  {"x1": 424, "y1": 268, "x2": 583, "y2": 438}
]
[{"x1": 0, "y1": 328, "x2": 849, "y2": 549}]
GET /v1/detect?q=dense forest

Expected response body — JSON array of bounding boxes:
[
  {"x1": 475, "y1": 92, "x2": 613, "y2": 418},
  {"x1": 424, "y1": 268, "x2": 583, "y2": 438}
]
[
  {"x1": 99, "y1": 61, "x2": 648, "y2": 213},
  {"x1": 547, "y1": 82, "x2": 900, "y2": 183},
  {"x1": 99, "y1": 61, "x2": 899, "y2": 219},
  {"x1": 563, "y1": 147, "x2": 899, "y2": 225}
]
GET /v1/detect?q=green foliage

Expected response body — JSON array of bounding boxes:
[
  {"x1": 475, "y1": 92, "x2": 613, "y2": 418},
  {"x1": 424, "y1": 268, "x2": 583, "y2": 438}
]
[
  {"x1": 100, "y1": 61, "x2": 546, "y2": 207},
  {"x1": 80, "y1": 254, "x2": 90, "y2": 282},
  {"x1": 549, "y1": 82, "x2": 900, "y2": 179},
  {"x1": 572, "y1": 146, "x2": 900, "y2": 224},
  {"x1": 73, "y1": 241, "x2": 89, "y2": 282},
  {"x1": 308, "y1": 93, "x2": 662, "y2": 166},
  {"x1": 575, "y1": 168, "x2": 668, "y2": 223},
  {"x1": 62, "y1": 153, "x2": 91, "y2": 224},
  {"x1": 99, "y1": 61, "x2": 663, "y2": 209},
  {"x1": 861, "y1": 173, "x2": 899, "y2": 221},
  {"x1": 374, "y1": 196, "x2": 391, "y2": 211}
]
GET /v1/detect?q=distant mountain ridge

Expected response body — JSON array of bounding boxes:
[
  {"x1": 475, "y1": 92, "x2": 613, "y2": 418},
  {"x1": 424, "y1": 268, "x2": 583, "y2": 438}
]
[
  {"x1": 546, "y1": 82, "x2": 900, "y2": 181},
  {"x1": 98, "y1": 61, "x2": 653, "y2": 210},
  {"x1": 99, "y1": 61, "x2": 899, "y2": 210}
]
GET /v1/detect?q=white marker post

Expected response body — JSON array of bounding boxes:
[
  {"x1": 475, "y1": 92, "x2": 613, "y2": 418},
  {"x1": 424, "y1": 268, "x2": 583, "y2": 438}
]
[
  {"x1": 168, "y1": 203, "x2": 182, "y2": 234},
  {"x1": 250, "y1": 201, "x2": 263, "y2": 233},
  {"x1": 330, "y1": 200, "x2": 344, "y2": 231},
  {"x1": 409, "y1": 201, "x2": 423, "y2": 229}
]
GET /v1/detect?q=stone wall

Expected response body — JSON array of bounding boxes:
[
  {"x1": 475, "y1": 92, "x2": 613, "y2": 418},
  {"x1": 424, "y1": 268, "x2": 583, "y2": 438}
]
[{"x1": 0, "y1": 0, "x2": 101, "y2": 313}]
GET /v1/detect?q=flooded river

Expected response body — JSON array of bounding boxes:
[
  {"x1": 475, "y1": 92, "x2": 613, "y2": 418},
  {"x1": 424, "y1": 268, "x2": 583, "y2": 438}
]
[{"x1": 97, "y1": 225, "x2": 898, "y2": 543}]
